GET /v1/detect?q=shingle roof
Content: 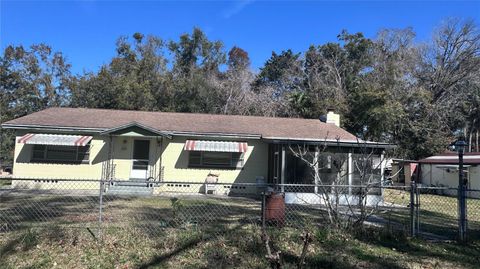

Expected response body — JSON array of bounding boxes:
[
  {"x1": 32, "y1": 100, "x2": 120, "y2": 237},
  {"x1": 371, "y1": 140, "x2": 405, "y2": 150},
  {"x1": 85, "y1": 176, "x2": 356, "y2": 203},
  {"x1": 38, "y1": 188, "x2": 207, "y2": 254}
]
[{"x1": 2, "y1": 107, "x2": 359, "y2": 141}]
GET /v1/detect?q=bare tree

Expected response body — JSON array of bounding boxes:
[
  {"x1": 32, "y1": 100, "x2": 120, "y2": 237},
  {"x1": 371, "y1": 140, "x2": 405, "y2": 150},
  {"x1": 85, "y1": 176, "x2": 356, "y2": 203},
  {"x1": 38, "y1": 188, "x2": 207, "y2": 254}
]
[
  {"x1": 420, "y1": 18, "x2": 480, "y2": 103},
  {"x1": 289, "y1": 139, "x2": 389, "y2": 229},
  {"x1": 220, "y1": 67, "x2": 255, "y2": 115}
]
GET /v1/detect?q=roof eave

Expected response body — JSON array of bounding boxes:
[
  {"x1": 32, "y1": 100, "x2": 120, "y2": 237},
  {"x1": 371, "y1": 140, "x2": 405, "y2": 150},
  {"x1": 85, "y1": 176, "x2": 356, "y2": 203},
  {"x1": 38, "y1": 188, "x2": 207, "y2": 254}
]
[
  {"x1": 100, "y1": 122, "x2": 172, "y2": 138},
  {"x1": 419, "y1": 161, "x2": 480, "y2": 165},
  {"x1": 263, "y1": 137, "x2": 395, "y2": 149},
  {"x1": 1, "y1": 123, "x2": 105, "y2": 133},
  {"x1": 170, "y1": 131, "x2": 262, "y2": 139},
  {"x1": 1, "y1": 123, "x2": 262, "y2": 139}
]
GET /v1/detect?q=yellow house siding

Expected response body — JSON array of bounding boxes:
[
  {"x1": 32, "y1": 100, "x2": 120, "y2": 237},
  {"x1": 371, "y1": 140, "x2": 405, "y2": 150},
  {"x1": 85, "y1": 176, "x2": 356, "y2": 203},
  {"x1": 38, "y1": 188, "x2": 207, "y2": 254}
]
[
  {"x1": 110, "y1": 136, "x2": 162, "y2": 180},
  {"x1": 11, "y1": 131, "x2": 269, "y2": 194},
  {"x1": 111, "y1": 136, "x2": 132, "y2": 180},
  {"x1": 12, "y1": 131, "x2": 107, "y2": 190},
  {"x1": 158, "y1": 137, "x2": 268, "y2": 194},
  {"x1": 13, "y1": 131, "x2": 106, "y2": 180}
]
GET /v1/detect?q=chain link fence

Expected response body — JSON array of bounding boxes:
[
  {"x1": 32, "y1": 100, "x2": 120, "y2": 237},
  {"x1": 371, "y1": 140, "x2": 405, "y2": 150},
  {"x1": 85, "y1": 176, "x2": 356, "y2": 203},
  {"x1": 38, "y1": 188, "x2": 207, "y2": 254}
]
[{"x1": 1, "y1": 178, "x2": 479, "y2": 242}]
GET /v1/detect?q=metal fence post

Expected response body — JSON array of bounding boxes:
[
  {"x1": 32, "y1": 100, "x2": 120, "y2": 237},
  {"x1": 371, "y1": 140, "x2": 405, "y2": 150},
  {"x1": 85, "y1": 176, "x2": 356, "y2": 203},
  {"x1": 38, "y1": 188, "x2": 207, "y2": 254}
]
[
  {"x1": 459, "y1": 183, "x2": 467, "y2": 243},
  {"x1": 98, "y1": 179, "x2": 104, "y2": 241},
  {"x1": 410, "y1": 180, "x2": 416, "y2": 237},
  {"x1": 453, "y1": 137, "x2": 468, "y2": 243},
  {"x1": 416, "y1": 184, "x2": 420, "y2": 235},
  {"x1": 261, "y1": 191, "x2": 266, "y2": 229},
  {"x1": 458, "y1": 150, "x2": 467, "y2": 243}
]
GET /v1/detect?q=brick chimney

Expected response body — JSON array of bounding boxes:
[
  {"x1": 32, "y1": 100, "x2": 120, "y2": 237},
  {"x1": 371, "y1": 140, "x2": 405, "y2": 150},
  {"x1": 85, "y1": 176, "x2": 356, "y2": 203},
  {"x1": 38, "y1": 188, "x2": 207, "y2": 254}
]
[{"x1": 326, "y1": 108, "x2": 340, "y2": 127}]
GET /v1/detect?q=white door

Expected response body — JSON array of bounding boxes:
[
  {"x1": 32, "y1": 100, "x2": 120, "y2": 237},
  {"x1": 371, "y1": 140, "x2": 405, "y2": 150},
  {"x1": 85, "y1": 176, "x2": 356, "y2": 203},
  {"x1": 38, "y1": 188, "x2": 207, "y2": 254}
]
[{"x1": 130, "y1": 140, "x2": 150, "y2": 180}]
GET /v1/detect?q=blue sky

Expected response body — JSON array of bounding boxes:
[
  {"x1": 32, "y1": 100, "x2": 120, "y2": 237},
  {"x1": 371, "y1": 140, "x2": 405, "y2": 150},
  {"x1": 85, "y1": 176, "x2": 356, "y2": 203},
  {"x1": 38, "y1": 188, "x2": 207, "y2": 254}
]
[{"x1": 1, "y1": 0, "x2": 479, "y2": 74}]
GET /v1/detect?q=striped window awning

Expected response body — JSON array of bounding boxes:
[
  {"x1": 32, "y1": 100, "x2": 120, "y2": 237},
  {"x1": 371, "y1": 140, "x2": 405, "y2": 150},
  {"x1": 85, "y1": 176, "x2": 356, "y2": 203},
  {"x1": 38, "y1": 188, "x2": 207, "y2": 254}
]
[
  {"x1": 184, "y1": 140, "x2": 248, "y2": 153},
  {"x1": 18, "y1": 133, "x2": 93, "y2": 146}
]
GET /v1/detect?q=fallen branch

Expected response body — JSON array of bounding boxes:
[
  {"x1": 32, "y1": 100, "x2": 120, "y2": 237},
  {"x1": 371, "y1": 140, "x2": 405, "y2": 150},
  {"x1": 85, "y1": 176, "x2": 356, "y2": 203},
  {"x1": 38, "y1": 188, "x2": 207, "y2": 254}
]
[
  {"x1": 261, "y1": 230, "x2": 282, "y2": 269},
  {"x1": 297, "y1": 232, "x2": 313, "y2": 269}
]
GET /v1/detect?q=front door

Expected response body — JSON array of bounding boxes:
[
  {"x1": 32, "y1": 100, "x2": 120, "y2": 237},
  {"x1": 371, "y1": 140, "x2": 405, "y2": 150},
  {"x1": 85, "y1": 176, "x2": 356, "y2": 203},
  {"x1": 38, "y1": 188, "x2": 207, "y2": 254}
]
[{"x1": 131, "y1": 140, "x2": 150, "y2": 180}]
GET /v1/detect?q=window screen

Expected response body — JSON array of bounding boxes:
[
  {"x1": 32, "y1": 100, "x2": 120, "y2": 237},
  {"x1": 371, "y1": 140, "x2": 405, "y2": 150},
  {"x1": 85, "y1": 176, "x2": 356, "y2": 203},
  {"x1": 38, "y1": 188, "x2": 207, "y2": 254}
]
[
  {"x1": 188, "y1": 151, "x2": 243, "y2": 169},
  {"x1": 31, "y1": 145, "x2": 90, "y2": 164}
]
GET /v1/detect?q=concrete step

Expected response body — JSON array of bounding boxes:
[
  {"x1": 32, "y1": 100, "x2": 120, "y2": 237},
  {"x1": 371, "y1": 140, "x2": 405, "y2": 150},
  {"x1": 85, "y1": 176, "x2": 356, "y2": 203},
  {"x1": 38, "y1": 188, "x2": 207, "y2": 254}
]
[
  {"x1": 106, "y1": 184, "x2": 153, "y2": 196},
  {"x1": 129, "y1": 178, "x2": 150, "y2": 182},
  {"x1": 114, "y1": 181, "x2": 150, "y2": 187}
]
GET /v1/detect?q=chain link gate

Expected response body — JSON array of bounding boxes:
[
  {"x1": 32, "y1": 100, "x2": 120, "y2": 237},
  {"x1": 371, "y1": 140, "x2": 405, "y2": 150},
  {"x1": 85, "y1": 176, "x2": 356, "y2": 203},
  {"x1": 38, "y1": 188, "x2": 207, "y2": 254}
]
[
  {"x1": 409, "y1": 181, "x2": 480, "y2": 242},
  {"x1": 415, "y1": 185, "x2": 459, "y2": 240}
]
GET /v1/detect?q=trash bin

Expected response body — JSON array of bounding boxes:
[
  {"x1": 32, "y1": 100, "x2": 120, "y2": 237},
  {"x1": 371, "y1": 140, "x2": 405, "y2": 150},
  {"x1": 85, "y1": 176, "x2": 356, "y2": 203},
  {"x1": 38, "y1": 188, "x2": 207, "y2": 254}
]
[{"x1": 264, "y1": 192, "x2": 285, "y2": 226}]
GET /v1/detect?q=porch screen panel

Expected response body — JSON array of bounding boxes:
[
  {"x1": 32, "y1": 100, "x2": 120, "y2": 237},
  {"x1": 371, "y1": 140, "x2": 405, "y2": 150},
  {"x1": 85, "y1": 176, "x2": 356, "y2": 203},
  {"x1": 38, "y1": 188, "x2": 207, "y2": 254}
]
[
  {"x1": 351, "y1": 153, "x2": 382, "y2": 195},
  {"x1": 284, "y1": 149, "x2": 315, "y2": 193}
]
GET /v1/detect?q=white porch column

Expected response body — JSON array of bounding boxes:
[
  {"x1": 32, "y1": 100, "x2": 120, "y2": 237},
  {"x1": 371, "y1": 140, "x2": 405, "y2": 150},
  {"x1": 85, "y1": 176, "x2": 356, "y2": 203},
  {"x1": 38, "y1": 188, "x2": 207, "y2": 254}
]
[
  {"x1": 281, "y1": 145, "x2": 286, "y2": 193},
  {"x1": 348, "y1": 152, "x2": 353, "y2": 195},
  {"x1": 380, "y1": 152, "x2": 385, "y2": 197},
  {"x1": 380, "y1": 152, "x2": 385, "y2": 184}
]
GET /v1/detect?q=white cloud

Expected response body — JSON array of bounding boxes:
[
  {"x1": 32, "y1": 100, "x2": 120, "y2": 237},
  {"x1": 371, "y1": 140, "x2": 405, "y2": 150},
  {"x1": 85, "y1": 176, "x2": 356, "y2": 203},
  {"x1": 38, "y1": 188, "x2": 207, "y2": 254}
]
[{"x1": 222, "y1": 0, "x2": 254, "y2": 19}]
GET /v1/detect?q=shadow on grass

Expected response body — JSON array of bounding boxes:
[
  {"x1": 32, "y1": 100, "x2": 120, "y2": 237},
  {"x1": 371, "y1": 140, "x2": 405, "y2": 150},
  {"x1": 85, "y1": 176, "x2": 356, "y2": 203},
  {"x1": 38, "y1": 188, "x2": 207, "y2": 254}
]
[
  {"x1": 0, "y1": 237, "x2": 21, "y2": 259},
  {"x1": 355, "y1": 228, "x2": 480, "y2": 269},
  {"x1": 0, "y1": 192, "x2": 159, "y2": 233},
  {"x1": 379, "y1": 206, "x2": 480, "y2": 241},
  {"x1": 0, "y1": 229, "x2": 39, "y2": 261},
  {"x1": 137, "y1": 223, "x2": 252, "y2": 269},
  {"x1": 100, "y1": 195, "x2": 265, "y2": 238},
  {"x1": 282, "y1": 249, "x2": 404, "y2": 269},
  {"x1": 137, "y1": 235, "x2": 204, "y2": 269}
]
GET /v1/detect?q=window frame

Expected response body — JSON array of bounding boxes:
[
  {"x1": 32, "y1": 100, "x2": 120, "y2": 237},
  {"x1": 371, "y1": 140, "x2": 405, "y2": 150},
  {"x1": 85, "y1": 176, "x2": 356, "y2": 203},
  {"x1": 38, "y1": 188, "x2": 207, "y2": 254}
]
[
  {"x1": 30, "y1": 144, "x2": 91, "y2": 164},
  {"x1": 188, "y1": 151, "x2": 244, "y2": 169}
]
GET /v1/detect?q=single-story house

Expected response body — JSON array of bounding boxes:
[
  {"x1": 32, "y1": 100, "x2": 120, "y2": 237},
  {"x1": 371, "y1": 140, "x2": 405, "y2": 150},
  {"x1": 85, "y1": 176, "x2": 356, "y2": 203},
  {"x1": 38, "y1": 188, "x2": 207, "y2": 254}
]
[
  {"x1": 391, "y1": 152, "x2": 480, "y2": 198},
  {"x1": 1, "y1": 107, "x2": 392, "y2": 202},
  {"x1": 418, "y1": 152, "x2": 480, "y2": 190}
]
